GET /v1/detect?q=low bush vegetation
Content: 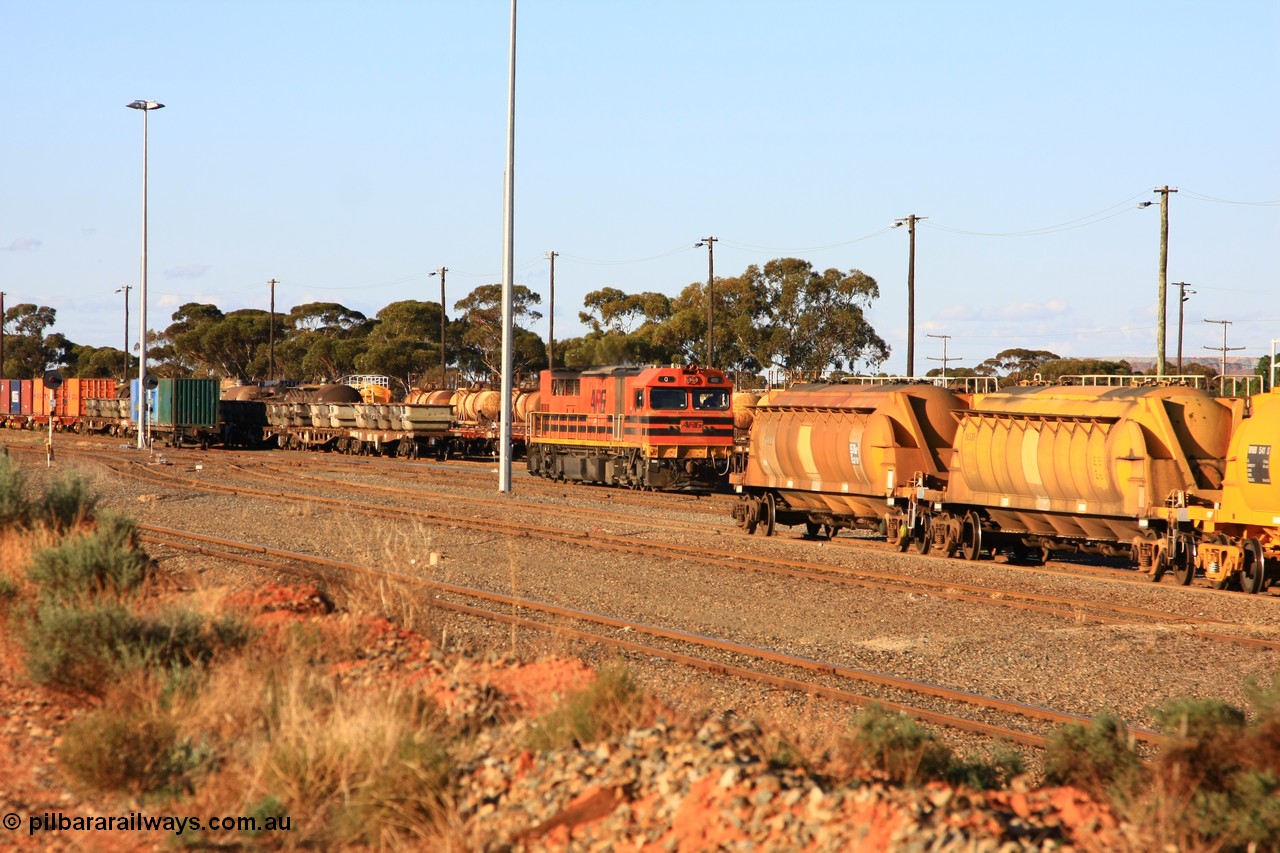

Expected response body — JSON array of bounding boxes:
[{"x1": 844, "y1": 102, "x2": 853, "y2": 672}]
[
  {"x1": 0, "y1": 454, "x2": 98, "y2": 531},
  {"x1": 523, "y1": 659, "x2": 649, "y2": 751},
  {"x1": 833, "y1": 704, "x2": 1024, "y2": 789},
  {"x1": 26, "y1": 513, "x2": 150, "y2": 600},
  {"x1": 1044, "y1": 687, "x2": 1280, "y2": 851}
]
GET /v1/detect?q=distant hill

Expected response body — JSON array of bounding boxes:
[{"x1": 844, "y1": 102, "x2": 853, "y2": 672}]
[{"x1": 1121, "y1": 355, "x2": 1259, "y2": 374}]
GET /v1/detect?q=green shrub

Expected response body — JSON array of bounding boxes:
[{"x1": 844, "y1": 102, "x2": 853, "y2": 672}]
[
  {"x1": 34, "y1": 472, "x2": 98, "y2": 532},
  {"x1": 837, "y1": 705, "x2": 955, "y2": 787},
  {"x1": 58, "y1": 706, "x2": 198, "y2": 795},
  {"x1": 1150, "y1": 694, "x2": 1280, "y2": 850},
  {"x1": 524, "y1": 660, "x2": 646, "y2": 751},
  {"x1": 24, "y1": 600, "x2": 143, "y2": 694},
  {"x1": 1043, "y1": 713, "x2": 1147, "y2": 800},
  {"x1": 0, "y1": 574, "x2": 17, "y2": 601},
  {"x1": 27, "y1": 513, "x2": 151, "y2": 600},
  {"x1": 23, "y1": 600, "x2": 248, "y2": 695},
  {"x1": 0, "y1": 454, "x2": 30, "y2": 526},
  {"x1": 1155, "y1": 697, "x2": 1246, "y2": 792},
  {"x1": 335, "y1": 731, "x2": 452, "y2": 845}
]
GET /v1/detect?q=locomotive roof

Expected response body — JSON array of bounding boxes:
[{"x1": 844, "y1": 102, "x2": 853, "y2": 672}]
[{"x1": 549, "y1": 364, "x2": 722, "y2": 378}]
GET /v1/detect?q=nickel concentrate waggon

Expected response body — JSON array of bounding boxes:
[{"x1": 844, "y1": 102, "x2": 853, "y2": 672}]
[{"x1": 730, "y1": 349, "x2": 1280, "y2": 594}]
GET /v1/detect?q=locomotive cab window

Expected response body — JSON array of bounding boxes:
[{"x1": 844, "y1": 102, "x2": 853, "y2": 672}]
[
  {"x1": 649, "y1": 388, "x2": 688, "y2": 410},
  {"x1": 692, "y1": 390, "x2": 730, "y2": 410},
  {"x1": 634, "y1": 390, "x2": 644, "y2": 409},
  {"x1": 552, "y1": 378, "x2": 580, "y2": 396}
]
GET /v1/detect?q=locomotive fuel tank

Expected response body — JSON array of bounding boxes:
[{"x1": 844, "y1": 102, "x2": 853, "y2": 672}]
[
  {"x1": 733, "y1": 382, "x2": 964, "y2": 530},
  {"x1": 945, "y1": 384, "x2": 1234, "y2": 547}
]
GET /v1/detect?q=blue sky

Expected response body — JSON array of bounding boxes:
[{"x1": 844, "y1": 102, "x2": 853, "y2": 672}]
[{"x1": 3, "y1": 1, "x2": 1277, "y2": 375}]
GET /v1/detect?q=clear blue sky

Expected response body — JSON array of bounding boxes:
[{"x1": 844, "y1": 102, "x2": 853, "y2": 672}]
[{"x1": 3, "y1": 1, "x2": 1277, "y2": 374}]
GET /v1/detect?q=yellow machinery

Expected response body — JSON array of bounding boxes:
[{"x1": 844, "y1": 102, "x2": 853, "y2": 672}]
[
  {"x1": 1169, "y1": 341, "x2": 1278, "y2": 592},
  {"x1": 934, "y1": 382, "x2": 1236, "y2": 564},
  {"x1": 730, "y1": 382, "x2": 964, "y2": 537}
]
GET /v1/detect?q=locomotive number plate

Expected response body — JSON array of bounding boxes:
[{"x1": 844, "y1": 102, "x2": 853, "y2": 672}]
[{"x1": 1247, "y1": 444, "x2": 1271, "y2": 485}]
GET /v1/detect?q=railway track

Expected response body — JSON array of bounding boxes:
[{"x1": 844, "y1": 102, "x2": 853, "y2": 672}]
[
  {"x1": 138, "y1": 521, "x2": 1164, "y2": 750},
  {"x1": 76, "y1": 448, "x2": 1279, "y2": 653},
  {"x1": 10, "y1": 436, "x2": 1278, "y2": 747}
]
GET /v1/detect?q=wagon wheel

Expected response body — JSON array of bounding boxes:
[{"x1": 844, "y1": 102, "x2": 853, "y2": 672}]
[
  {"x1": 762, "y1": 493, "x2": 776, "y2": 537},
  {"x1": 805, "y1": 520, "x2": 824, "y2": 541},
  {"x1": 1142, "y1": 530, "x2": 1167, "y2": 583},
  {"x1": 959, "y1": 511, "x2": 983, "y2": 561},
  {"x1": 1239, "y1": 538, "x2": 1265, "y2": 595},
  {"x1": 742, "y1": 498, "x2": 760, "y2": 535},
  {"x1": 913, "y1": 516, "x2": 932, "y2": 555},
  {"x1": 1172, "y1": 534, "x2": 1196, "y2": 586}
]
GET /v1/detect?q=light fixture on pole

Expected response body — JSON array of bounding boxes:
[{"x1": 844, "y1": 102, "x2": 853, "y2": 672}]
[
  {"x1": 429, "y1": 267, "x2": 448, "y2": 387},
  {"x1": 1138, "y1": 186, "x2": 1177, "y2": 378},
  {"x1": 115, "y1": 285, "x2": 131, "y2": 382},
  {"x1": 693, "y1": 236, "x2": 717, "y2": 365},
  {"x1": 893, "y1": 215, "x2": 926, "y2": 376},
  {"x1": 497, "y1": 0, "x2": 517, "y2": 493},
  {"x1": 126, "y1": 98, "x2": 164, "y2": 450},
  {"x1": 1168, "y1": 282, "x2": 1193, "y2": 373}
]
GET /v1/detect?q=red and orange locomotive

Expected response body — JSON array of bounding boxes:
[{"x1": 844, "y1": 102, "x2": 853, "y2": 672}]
[{"x1": 525, "y1": 363, "x2": 734, "y2": 491}]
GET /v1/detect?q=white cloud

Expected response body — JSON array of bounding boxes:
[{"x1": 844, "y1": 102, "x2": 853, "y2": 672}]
[{"x1": 5, "y1": 237, "x2": 43, "y2": 251}]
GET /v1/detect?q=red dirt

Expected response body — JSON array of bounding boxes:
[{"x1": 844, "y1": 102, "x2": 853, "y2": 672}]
[{"x1": 0, "y1": 582, "x2": 1133, "y2": 851}]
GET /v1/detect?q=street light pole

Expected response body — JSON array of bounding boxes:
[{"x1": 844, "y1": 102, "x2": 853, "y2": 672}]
[
  {"x1": 429, "y1": 267, "x2": 448, "y2": 387},
  {"x1": 497, "y1": 0, "x2": 517, "y2": 493},
  {"x1": 115, "y1": 285, "x2": 131, "y2": 382},
  {"x1": 1170, "y1": 282, "x2": 1193, "y2": 373},
  {"x1": 0, "y1": 290, "x2": 5, "y2": 377},
  {"x1": 545, "y1": 251, "x2": 557, "y2": 369},
  {"x1": 694, "y1": 236, "x2": 717, "y2": 365},
  {"x1": 893, "y1": 215, "x2": 926, "y2": 376},
  {"x1": 126, "y1": 99, "x2": 164, "y2": 450},
  {"x1": 268, "y1": 278, "x2": 277, "y2": 381}
]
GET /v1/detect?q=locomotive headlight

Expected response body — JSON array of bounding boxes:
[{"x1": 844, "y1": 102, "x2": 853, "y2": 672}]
[{"x1": 1138, "y1": 518, "x2": 1149, "y2": 528}]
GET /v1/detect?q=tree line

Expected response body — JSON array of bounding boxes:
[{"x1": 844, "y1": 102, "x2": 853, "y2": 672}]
[{"x1": 1, "y1": 258, "x2": 1271, "y2": 393}]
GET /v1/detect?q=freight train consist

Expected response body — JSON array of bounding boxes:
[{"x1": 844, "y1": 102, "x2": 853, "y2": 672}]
[
  {"x1": 525, "y1": 363, "x2": 735, "y2": 491},
  {"x1": 729, "y1": 356, "x2": 1280, "y2": 594},
  {"x1": 0, "y1": 375, "x2": 529, "y2": 459}
]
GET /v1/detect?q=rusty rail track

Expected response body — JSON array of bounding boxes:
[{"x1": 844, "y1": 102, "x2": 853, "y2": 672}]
[
  {"x1": 140, "y1": 522, "x2": 1168, "y2": 749},
  {"x1": 104, "y1": 456, "x2": 1280, "y2": 654}
]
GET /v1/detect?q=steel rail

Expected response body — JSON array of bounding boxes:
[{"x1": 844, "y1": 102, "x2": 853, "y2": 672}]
[
  {"x1": 111, "y1": 458, "x2": 1280, "y2": 653},
  {"x1": 140, "y1": 523, "x2": 1144, "y2": 748}
]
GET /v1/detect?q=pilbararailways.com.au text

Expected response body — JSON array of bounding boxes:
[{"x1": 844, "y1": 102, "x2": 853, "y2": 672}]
[{"x1": 11, "y1": 811, "x2": 292, "y2": 836}]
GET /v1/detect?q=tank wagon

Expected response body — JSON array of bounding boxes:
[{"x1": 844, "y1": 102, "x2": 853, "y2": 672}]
[
  {"x1": 733, "y1": 367, "x2": 1279, "y2": 593},
  {"x1": 526, "y1": 364, "x2": 734, "y2": 491},
  {"x1": 729, "y1": 382, "x2": 964, "y2": 537},
  {"x1": 915, "y1": 383, "x2": 1236, "y2": 567}
]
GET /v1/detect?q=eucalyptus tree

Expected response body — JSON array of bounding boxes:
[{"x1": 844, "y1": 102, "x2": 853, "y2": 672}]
[{"x1": 453, "y1": 284, "x2": 544, "y2": 380}]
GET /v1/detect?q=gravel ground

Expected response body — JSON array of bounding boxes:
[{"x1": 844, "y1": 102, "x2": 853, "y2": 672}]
[{"x1": 18, "y1": 435, "x2": 1280, "y2": 757}]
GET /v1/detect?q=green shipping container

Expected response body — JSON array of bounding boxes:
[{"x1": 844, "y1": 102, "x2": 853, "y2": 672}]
[{"x1": 153, "y1": 378, "x2": 221, "y2": 428}]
